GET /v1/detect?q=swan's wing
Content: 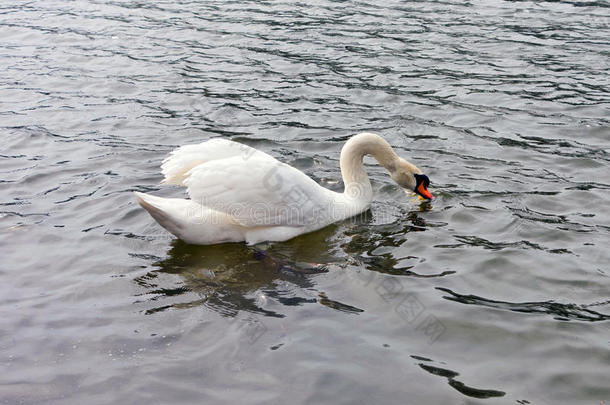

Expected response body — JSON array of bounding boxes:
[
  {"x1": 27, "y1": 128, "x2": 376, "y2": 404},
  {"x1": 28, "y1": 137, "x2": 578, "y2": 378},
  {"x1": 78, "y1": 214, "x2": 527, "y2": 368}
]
[
  {"x1": 161, "y1": 138, "x2": 269, "y2": 185},
  {"x1": 184, "y1": 155, "x2": 334, "y2": 227}
]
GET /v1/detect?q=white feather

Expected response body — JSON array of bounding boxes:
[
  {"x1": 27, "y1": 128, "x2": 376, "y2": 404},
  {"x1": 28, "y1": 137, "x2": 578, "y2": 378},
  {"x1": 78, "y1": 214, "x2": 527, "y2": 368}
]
[{"x1": 160, "y1": 138, "x2": 268, "y2": 185}]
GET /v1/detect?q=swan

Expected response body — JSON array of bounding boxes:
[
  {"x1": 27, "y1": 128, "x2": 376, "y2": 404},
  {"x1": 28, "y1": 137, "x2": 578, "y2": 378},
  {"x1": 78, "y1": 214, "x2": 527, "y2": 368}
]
[{"x1": 135, "y1": 132, "x2": 433, "y2": 245}]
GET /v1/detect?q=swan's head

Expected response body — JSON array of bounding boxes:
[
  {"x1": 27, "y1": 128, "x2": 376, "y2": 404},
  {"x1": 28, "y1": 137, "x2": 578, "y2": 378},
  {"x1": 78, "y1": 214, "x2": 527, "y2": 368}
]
[
  {"x1": 390, "y1": 160, "x2": 434, "y2": 200},
  {"x1": 413, "y1": 173, "x2": 433, "y2": 200}
]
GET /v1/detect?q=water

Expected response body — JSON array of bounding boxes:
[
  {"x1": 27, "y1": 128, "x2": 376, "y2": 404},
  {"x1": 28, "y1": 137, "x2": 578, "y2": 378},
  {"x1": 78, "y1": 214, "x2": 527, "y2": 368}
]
[{"x1": 1, "y1": 0, "x2": 609, "y2": 403}]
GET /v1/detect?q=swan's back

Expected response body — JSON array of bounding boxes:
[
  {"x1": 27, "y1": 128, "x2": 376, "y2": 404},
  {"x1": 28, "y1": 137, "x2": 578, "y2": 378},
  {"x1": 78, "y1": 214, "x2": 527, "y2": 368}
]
[
  {"x1": 161, "y1": 138, "x2": 272, "y2": 185},
  {"x1": 184, "y1": 153, "x2": 337, "y2": 227}
]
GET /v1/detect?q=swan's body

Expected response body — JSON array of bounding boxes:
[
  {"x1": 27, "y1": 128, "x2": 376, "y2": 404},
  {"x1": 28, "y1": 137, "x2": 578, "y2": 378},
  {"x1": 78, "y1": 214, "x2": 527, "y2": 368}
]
[{"x1": 135, "y1": 132, "x2": 433, "y2": 245}]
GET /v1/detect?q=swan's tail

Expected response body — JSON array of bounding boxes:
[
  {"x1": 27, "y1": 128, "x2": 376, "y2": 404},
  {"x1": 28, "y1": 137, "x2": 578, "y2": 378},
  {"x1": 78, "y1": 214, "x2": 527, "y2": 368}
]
[
  {"x1": 135, "y1": 191, "x2": 246, "y2": 244},
  {"x1": 134, "y1": 192, "x2": 191, "y2": 237}
]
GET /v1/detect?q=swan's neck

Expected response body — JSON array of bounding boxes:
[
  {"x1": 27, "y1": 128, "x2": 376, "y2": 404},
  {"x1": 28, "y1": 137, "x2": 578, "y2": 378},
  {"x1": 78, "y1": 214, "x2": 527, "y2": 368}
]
[{"x1": 339, "y1": 133, "x2": 399, "y2": 201}]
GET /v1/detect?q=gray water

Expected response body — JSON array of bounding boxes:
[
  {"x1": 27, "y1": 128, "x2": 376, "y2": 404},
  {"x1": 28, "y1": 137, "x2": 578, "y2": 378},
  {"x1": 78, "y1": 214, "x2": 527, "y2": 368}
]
[{"x1": 1, "y1": 0, "x2": 609, "y2": 404}]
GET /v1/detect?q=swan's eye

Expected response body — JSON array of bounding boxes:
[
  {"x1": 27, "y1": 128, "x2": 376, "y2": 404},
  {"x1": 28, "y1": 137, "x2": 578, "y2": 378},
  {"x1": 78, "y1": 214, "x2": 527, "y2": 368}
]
[{"x1": 413, "y1": 174, "x2": 428, "y2": 190}]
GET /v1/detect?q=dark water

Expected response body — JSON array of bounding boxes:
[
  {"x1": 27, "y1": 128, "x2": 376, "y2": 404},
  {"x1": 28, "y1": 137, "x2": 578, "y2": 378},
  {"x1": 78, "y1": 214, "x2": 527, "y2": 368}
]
[{"x1": 1, "y1": 0, "x2": 609, "y2": 404}]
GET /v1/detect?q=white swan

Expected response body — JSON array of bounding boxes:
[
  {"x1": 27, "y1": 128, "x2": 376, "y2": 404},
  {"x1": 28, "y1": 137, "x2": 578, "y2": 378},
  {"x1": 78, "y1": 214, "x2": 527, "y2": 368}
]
[{"x1": 135, "y1": 132, "x2": 433, "y2": 245}]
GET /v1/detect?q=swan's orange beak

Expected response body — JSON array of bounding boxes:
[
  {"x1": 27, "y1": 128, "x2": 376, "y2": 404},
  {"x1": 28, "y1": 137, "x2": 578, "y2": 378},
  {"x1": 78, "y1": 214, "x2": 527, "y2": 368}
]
[{"x1": 417, "y1": 182, "x2": 434, "y2": 200}]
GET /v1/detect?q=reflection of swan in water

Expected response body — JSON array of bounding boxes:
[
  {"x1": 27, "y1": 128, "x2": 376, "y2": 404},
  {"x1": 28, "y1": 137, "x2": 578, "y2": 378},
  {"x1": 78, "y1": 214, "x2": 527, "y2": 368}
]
[
  {"x1": 135, "y1": 226, "x2": 365, "y2": 317},
  {"x1": 136, "y1": 242, "x2": 317, "y2": 318}
]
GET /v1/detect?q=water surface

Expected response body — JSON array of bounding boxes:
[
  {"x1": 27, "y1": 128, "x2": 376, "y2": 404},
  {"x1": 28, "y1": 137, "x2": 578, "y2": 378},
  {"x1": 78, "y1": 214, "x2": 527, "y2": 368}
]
[{"x1": 1, "y1": 1, "x2": 609, "y2": 404}]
